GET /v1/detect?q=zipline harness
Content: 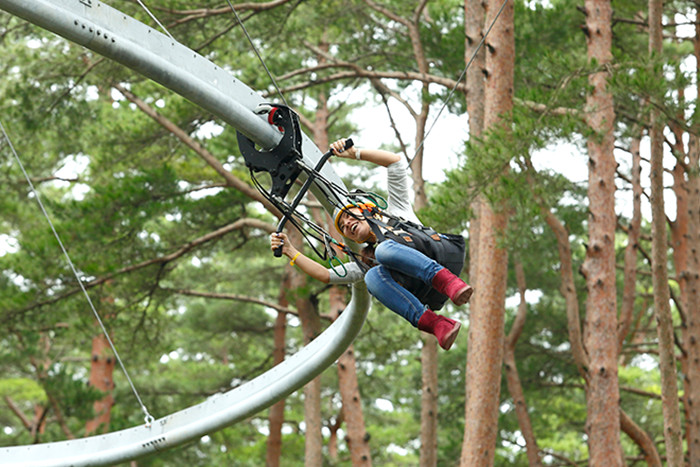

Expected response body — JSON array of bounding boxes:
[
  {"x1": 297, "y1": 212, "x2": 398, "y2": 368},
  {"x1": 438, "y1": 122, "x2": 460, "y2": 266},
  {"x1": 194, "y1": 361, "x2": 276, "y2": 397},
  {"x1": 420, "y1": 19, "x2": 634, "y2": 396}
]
[
  {"x1": 230, "y1": 0, "x2": 511, "y2": 276},
  {"x1": 237, "y1": 104, "x2": 387, "y2": 276},
  {"x1": 237, "y1": 104, "x2": 465, "y2": 291}
]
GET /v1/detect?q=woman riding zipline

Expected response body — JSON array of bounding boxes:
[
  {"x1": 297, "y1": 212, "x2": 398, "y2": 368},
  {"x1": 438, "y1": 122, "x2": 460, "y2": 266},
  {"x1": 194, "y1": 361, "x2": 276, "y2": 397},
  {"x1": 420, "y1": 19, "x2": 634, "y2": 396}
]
[{"x1": 270, "y1": 138, "x2": 472, "y2": 350}]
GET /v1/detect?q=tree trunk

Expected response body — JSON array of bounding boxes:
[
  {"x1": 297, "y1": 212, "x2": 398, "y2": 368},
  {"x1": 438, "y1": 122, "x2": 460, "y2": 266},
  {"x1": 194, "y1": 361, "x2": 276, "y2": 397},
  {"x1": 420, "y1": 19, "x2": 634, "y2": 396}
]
[
  {"x1": 286, "y1": 228, "x2": 323, "y2": 467},
  {"x1": 617, "y1": 131, "x2": 642, "y2": 357},
  {"x1": 85, "y1": 333, "x2": 115, "y2": 435},
  {"x1": 681, "y1": 140, "x2": 700, "y2": 465},
  {"x1": 648, "y1": 1, "x2": 684, "y2": 465},
  {"x1": 581, "y1": 0, "x2": 623, "y2": 464},
  {"x1": 403, "y1": 9, "x2": 439, "y2": 464},
  {"x1": 464, "y1": 0, "x2": 486, "y2": 137},
  {"x1": 504, "y1": 258, "x2": 542, "y2": 467},
  {"x1": 299, "y1": 298, "x2": 322, "y2": 467},
  {"x1": 415, "y1": 112, "x2": 439, "y2": 467},
  {"x1": 266, "y1": 271, "x2": 291, "y2": 467},
  {"x1": 675, "y1": 137, "x2": 700, "y2": 466},
  {"x1": 464, "y1": 0, "x2": 485, "y2": 443},
  {"x1": 670, "y1": 123, "x2": 696, "y2": 467},
  {"x1": 669, "y1": 8, "x2": 700, "y2": 465},
  {"x1": 461, "y1": 0, "x2": 513, "y2": 465},
  {"x1": 462, "y1": 207, "x2": 508, "y2": 467},
  {"x1": 413, "y1": 165, "x2": 439, "y2": 467},
  {"x1": 331, "y1": 286, "x2": 372, "y2": 466}
]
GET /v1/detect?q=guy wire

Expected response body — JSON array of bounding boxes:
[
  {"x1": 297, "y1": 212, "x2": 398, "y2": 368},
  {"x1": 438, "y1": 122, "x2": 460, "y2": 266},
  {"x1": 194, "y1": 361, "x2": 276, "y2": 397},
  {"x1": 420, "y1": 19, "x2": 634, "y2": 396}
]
[
  {"x1": 411, "y1": 0, "x2": 511, "y2": 166},
  {"x1": 0, "y1": 120, "x2": 155, "y2": 426},
  {"x1": 225, "y1": 0, "x2": 289, "y2": 107},
  {"x1": 135, "y1": 0, "x2": 175, "y2": 41}
]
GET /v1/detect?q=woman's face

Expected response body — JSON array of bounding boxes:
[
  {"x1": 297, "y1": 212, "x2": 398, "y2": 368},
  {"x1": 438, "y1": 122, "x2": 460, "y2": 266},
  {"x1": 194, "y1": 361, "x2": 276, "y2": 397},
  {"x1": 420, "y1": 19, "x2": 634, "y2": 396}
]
[{"x1": 338, "y1": 208, "x2": 371, "y2": 242}]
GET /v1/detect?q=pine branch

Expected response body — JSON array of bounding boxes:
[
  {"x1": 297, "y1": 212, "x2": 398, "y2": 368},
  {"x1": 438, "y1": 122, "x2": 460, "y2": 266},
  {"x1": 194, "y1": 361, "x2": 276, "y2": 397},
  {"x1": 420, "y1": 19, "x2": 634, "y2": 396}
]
[
  {"x1": 159, "y1": 0, "x2": 297, "y2": 28},
  {"x1": 515, "y1": 97, "x2": 580, "y2": 117},
  {"x1": 161, "y1": 287, "x2": 333, "y2": 321},
  {"x1": 3, "y1": 396, "x2": 33, "y2": 431},
  {"x1": 111, "y1": 83, "x2": 281, "y2": 218},
  {"x1": 6, "y1": 218, "x2": 276, "y2": 319}
]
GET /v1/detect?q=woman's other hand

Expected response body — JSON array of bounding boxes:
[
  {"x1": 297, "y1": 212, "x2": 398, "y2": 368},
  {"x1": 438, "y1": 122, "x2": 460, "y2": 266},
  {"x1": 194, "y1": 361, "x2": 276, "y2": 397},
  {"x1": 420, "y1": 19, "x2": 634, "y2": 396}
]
[{"x1": 270, "y1": 232, "x2": 297, "y2": 257}]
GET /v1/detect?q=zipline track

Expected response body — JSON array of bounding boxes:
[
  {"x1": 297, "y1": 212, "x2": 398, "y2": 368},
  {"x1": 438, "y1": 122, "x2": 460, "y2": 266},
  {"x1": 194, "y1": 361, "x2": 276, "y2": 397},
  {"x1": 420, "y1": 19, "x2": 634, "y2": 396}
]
[{"x1": 0, "y1": 0, "x2": 369, "y2": 465}]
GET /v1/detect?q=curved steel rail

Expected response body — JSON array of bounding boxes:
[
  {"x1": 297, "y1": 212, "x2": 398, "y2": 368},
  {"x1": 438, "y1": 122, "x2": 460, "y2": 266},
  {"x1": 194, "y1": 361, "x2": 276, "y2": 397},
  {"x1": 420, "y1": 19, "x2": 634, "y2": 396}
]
[
  {"x1": 0, "y1": 1, "x2": 368, "y2": 465},
  {"x1": 2, "y1": 284, "x2": 368, "y2": 467}
]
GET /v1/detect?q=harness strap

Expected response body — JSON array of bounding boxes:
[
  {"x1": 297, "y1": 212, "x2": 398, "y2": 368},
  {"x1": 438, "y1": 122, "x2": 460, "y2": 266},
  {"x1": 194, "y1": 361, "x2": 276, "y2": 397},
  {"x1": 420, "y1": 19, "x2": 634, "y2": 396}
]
[
  {"x1": 335, "y1": 242, "x2": 373, "y2": 274},
  {"x1": 358, "y1": 205, "x2": 442, "y2": 246}
]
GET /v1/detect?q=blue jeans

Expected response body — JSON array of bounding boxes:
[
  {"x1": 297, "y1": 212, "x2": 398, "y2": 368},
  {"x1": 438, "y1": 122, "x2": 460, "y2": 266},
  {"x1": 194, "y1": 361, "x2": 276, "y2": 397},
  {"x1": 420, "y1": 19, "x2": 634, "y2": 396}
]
[{"x1": 364, "y1": 240, "x2": 444, "y2": 326}]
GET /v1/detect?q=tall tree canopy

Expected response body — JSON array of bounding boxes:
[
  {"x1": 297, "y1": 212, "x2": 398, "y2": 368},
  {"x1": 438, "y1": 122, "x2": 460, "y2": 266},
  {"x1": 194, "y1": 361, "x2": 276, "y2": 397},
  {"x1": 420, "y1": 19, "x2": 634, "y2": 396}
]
[{"x1": 0, "y1": 0, "x2": 694, "y2": 465}]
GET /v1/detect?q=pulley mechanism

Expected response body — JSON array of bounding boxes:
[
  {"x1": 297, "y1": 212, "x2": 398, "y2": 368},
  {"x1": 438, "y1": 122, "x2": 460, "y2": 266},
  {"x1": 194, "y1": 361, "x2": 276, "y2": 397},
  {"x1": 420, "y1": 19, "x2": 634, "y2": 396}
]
[{"x1": 236, "y1": 104, "x2": 303, "y2": 199}]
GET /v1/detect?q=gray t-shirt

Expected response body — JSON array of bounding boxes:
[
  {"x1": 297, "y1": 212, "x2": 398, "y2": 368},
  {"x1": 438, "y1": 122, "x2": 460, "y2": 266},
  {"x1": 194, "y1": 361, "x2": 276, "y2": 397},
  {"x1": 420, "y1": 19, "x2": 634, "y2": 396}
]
[{"x1": 328, "y1": 158, "x2": 420, "y2": 284}]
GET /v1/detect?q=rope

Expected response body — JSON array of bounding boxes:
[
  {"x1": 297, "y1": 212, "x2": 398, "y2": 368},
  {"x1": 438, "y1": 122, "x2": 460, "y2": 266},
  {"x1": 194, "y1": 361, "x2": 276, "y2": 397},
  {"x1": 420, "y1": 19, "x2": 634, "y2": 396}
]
[
  {"x1": 225, "y1": 0, "x2": 289, "y2": 107},
  {"x1": 135, "y1": 0, "x2": 175, "y2": 42},
  {"x1": 0, "y1": 121, "x2": 155, "y2": 428},
  {"x1": 250, "y1": 170, "x2": 331, "y2": 257},
  {"x1": 410, "y1": 0, "x2": 511, "y2": 166}
]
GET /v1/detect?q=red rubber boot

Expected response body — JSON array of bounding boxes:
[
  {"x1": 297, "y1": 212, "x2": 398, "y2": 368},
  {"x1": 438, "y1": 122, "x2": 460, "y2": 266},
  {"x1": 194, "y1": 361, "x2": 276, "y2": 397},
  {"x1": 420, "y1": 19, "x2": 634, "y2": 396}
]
[
  {"x1": 431, "y1": 268, "x2": 473, "y2": 306},
  {"x1": 417, "y1": 309, "x2": 462, "y2": 350}
]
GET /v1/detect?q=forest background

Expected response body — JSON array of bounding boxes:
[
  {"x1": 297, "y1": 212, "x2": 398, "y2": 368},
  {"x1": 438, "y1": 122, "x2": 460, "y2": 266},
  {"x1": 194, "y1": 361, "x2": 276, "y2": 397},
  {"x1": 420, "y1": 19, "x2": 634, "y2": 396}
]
[{"x1": 0, "y1": 0, "x2": 695, "y2": 465}]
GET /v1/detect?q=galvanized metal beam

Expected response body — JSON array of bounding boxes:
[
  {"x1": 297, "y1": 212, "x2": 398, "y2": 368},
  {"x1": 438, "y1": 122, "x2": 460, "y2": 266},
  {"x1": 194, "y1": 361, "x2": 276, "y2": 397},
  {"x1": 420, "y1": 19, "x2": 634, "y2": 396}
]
[
  {"x1": 1, "y1": 284, "x2": 368, "y2": 467},
  {"x1": 0, "y1": 1, "x2": 368, "y2": 465}
]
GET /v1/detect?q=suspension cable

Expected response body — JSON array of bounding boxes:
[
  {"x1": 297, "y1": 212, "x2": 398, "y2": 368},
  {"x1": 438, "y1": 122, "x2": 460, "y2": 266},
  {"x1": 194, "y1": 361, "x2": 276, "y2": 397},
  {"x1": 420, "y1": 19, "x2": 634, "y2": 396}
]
[
  {"x1": 136, "y1": 0, "x2": 175, "y2": 41},
  {"x1": 0, "y1": 121, "x2": 155, "y2": 428},
  {"x1": 411, "y1": 0, "x2": 510, "y2": 165},
  {"x1": 225, "y1": 0, "x2": 289, "y2": 107}
]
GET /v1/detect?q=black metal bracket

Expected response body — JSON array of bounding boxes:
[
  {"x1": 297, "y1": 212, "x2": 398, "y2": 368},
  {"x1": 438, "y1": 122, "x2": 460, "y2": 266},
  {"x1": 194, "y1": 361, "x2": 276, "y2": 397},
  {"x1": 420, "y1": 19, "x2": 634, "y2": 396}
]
[{"x1": 236, "y1": 104, "x2": 303, "y2": 199}]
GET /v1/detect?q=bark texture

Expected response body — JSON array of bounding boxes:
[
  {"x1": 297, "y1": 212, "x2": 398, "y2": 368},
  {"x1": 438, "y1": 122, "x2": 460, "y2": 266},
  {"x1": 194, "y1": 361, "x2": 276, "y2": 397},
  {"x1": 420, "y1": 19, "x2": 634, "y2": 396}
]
[
  {"x1": 462, "y1": 207, "x2": 508, "y2": 467},
  {"x1": 461, "y1": 0, "x2": 513, "y2": 464},
  {"x1": 581, "y1": 0, "x2": 623, "y2": 464},
  {"x1": 681, "y1": 140, "x2": 700, "y2": 466},
  {"x1": 648, "y1": 0, "x2": 684, "y2": 464},
  {"x1": 419, "y1": 339, "x2": 439, "y2": 467},
  {"x1": 464, "y1": 0, "x2": 486, "y2": 136},
  {"x1": 670, "y1": 9, "x2": 700, "y2": 464},
  {"x1": 85, "y1": 334, "x2": 115, "y2": 435},
  {"x1": 463, "y1": 0, "x2": 485, "y2": 445},
  {"x1": 299, "y1": 301, "x2": 322, "y2": 467},
  {"x1": 413, "y1": 157, "x2": 438, "y2": 467}
]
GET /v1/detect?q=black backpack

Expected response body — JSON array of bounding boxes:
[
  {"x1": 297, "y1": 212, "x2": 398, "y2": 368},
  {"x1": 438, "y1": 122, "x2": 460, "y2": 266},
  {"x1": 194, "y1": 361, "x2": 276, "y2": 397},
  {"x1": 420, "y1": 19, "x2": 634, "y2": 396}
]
[{"x1": 360, "y1": 206, "x2": 466, "y2": 310}]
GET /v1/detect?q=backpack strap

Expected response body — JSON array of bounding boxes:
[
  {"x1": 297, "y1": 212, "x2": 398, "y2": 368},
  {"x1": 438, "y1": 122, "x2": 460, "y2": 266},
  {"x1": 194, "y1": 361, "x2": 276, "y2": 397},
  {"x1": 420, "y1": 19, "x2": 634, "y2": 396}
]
[
  {"x1": 356, "y1": 204, "x2": 386, "y2": 243},
  {"x1": 358, "y1": 205, "x2": 442, "y2": 246}
]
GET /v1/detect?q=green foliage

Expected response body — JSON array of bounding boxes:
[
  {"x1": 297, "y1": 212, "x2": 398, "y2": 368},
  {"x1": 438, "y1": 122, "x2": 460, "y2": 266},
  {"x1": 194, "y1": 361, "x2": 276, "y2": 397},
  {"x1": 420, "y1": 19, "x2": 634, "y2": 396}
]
[
  {"x1": 0, "y1": 376, "x2": 45, "y2": 399},
  {"x1": 0, "y1": 0, "x2": 687, "y2": 464}
]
